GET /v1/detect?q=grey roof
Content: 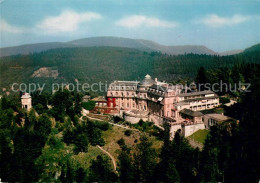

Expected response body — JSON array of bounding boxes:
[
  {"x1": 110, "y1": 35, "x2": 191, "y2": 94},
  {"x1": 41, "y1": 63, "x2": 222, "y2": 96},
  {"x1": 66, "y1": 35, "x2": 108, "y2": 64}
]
[
  {"x1": 139, "y1": 74, "x2": 155, "y2": 86},
  {"x1": 179, "y1": 90, "x2": 215, "y2": 97},
  {"x1": 149, "y1": 84, "x2": 167, "y2": 92},
  {"x1": 180, "y1": 108, "x2": 204, "y2": 117},
  {"x1": 110, "y1": 81, "x2": 139, "y2": 86},
  {"x1": 175, "y1": 101, "x2": 189, "y2": 106},
  {"x1": 204, "y1": 113, "x2": 232, "y2": 121},
  {"x1": 109, "y1": 81, "x2": 139, "y2": 91},
  {"x1": 92, "y1": 96, "x2": 107, "y2": 102}
]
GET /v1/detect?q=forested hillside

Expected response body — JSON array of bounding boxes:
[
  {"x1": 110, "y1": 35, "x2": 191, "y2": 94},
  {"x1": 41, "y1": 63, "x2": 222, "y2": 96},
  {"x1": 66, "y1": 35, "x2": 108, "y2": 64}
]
[{"x1": 0, "y1": 46, "x2": 259, "y2": 93}]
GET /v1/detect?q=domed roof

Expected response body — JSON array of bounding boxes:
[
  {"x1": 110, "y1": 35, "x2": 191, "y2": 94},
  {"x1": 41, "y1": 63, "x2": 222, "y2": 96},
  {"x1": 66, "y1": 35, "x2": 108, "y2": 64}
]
[{"x1": 139, "y1": 74, "x2": 155, "y2": 86}]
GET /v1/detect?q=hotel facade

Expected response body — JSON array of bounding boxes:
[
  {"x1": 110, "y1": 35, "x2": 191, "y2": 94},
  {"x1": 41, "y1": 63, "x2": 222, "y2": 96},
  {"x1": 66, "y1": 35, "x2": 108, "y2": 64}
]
[{"x1": 106, "y1": 75, "x2": 219, "y2": 136}]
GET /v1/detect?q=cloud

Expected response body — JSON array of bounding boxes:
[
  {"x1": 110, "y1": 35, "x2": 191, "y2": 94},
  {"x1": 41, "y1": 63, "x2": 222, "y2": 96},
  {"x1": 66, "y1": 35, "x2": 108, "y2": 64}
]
[
  {"x1": 195, "y1": 14, "x2": 250, "y2": 28},
  {"x1": 116, "y1": 15, "x2": 177, "y2": 28},
  {"x1": 0, "y1": 19, "x2": 24, "y2": 33},
  {"x1": 36, "y1": 10, "x2": 102, "y2": 34}
]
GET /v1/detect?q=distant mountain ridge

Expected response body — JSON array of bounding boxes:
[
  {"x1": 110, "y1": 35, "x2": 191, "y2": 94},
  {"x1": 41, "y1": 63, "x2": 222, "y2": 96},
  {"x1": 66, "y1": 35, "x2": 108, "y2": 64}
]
[{"x1": 0, "y1": 36, "x2": 218, "y2": 57}]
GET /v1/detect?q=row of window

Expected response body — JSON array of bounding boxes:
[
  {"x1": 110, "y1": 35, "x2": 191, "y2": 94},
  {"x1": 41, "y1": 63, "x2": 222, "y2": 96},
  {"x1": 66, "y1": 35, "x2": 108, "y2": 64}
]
[
  {"x1": 109, "y1": 86, "x2": 136, "y2": 90},
  {"x1": 188, "y1": 99, "x2": 218, "y2": 104},
  {"x1": 110, "y1": 92, "x2": 148, "y2": 98},
  {"x1": 110, "y1": 91, "x2": 135, "y2": 97},
  {"x1": 189, "y1": 103, "x2": 218, "y2": 110}
]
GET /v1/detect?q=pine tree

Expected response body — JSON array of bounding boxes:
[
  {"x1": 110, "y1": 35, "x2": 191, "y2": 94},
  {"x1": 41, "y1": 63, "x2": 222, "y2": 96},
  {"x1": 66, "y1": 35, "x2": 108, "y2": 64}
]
[
  {"x1": 195, "y1": 66, "x2": 207, "y2": 91},
  {"x1": 118, "y1": 151, "x2": 135, "y2": 182},
  {"x1": 134, "y1": 135, "x2": 157, "y2": 182}
]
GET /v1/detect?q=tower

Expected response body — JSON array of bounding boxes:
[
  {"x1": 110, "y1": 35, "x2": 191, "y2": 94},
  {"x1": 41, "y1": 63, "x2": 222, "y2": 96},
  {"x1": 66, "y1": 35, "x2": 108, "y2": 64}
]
[{"x1": 21, "y1": 93, "x2": 32, "y2": 111}]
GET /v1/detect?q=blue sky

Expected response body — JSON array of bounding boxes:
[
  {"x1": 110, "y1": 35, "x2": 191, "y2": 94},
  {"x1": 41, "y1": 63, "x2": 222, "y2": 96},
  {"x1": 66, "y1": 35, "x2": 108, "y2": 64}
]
[{"x1": 0, "y1": 0, "x2": 259, "y2": 52}]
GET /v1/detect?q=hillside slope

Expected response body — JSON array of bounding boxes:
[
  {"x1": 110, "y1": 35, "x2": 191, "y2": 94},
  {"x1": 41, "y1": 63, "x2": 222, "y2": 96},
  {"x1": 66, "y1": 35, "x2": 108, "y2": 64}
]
[
  {"x1": 243, "y1": 44, "x2": 260, "y2": 53},
  {"x1": 219, "y1": 49, "x2": 243, "y2": 56}
]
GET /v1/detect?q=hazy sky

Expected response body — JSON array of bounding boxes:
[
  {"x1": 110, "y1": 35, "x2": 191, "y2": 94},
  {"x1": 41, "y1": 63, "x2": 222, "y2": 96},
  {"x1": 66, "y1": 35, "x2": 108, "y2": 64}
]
[{"x1": 0, "y1": 0, "x2": 259, "y2": 51}]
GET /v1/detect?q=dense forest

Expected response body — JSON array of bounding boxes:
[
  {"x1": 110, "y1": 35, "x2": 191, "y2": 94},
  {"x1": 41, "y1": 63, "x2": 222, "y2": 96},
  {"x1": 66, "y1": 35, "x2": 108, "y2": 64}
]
[
  {"x1": 0, "y1": 62, "x2": 259, "y2": 182},
  {"x1": 0, "y1": 45, "x2": 260, "y2": 93}
]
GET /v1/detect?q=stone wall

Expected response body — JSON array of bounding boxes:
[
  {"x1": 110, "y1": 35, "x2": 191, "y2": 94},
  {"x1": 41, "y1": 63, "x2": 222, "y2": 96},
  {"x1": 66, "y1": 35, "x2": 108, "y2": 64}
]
[
  {"x1": 149, "y1": 114, "x2": 164, "y2": 126},
  {"x1": 124, "y1": 115, "x2": 148, "y2": 124},
  {"x1": 182, "y1": 123, "x2": 205, "y2": 137},
  {"x1": 170, "y1": 124, "x2": 182, "y2": 138}
]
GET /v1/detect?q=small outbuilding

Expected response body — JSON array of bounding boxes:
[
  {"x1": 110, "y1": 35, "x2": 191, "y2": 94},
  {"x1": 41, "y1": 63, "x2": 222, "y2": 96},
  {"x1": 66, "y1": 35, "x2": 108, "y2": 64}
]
[
  {"x1": 92, "y1": 96, "x2": 107, "y2": 107},
  {"x1": 21, "y1": 93, "x2": 32, "y2": 111},
  {"x1": 203, "y1": 113, "x2": 234, "y2": 129},
  {"x1": 180, "y1": 108, "x2": 204, "y2": 123}
]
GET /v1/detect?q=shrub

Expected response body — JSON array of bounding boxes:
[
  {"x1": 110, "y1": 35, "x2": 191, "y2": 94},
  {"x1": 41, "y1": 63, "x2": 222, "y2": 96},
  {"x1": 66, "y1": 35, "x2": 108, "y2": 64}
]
[
  {"x1": 55, "y1": 121, "x2": 64, "y2": 132},
  {"x1": 117, "y1": 138, "x2": 126, "y2": 147},
  {"x1": 138, "y1": 119, "x2": 144, "y2": 126},
  {"x1": 93, "y1": 121, "x2": 110, "y2": 131},
  {"x1": 82, "y1": 101, "x2": 96, "y2": 110},
  {"x1": 219, "y1": 97, "x2": 230, "y2": 104},
  {"x1": 124, "y1": 130, "x2": 132, "y2": 136},
  {"x1": 113, "y1": 116, "x2": 122, "y2": 123},
  {"x1": 51, "y1": 128, "x2": 59, "y2": 135}
]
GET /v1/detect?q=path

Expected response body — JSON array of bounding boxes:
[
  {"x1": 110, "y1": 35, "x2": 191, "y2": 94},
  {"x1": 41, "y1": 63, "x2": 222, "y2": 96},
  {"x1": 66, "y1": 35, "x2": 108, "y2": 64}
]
[
  {"x1": 86, "y1": 115, "x2": 139, "y2": 131},
  {"x1": 97, "y1": 145, "x2": 117, "y2": 172}
]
